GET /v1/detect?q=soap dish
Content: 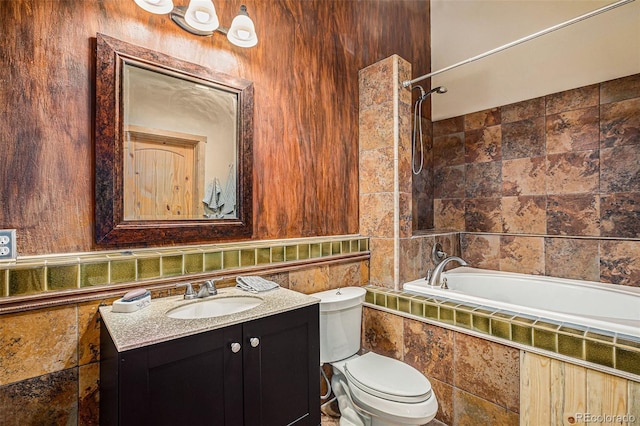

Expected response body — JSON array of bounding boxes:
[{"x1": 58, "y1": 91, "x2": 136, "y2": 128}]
[{"x1": 112, "y1": 289, "x2": 151, "y2": 313}]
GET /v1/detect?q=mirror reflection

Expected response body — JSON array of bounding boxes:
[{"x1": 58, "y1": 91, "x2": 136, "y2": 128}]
[{"x1": 122, "y1": 63, "x2": 238, "y2": 220}]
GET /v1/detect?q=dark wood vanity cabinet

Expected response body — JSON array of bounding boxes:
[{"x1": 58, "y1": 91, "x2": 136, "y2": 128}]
[{"x1": 100, "y1": 304, "x2": 320, "y2": 426}]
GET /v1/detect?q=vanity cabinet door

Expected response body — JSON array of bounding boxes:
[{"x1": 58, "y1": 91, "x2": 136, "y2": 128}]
[
  {"x1": 242, "y1": 304, "x2": 320, "y2": 426},
  {"x1": 145, "y1": 325, "x2": 244, "y2": 426},
  {"x1": 100, "y1": 324, "x2": 244, "y2": 426}
]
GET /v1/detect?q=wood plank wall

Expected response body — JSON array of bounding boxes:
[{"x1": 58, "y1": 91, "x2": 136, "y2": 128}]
[
  {"x1": 521, "y1": 352, "x2": 640, "y2": 426},
  {"x1": 0, "y1": 0, "x2": 431, "y2": 255}
]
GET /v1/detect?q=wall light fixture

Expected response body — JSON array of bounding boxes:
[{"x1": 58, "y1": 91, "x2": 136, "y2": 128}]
[{"x1": 134, "y1": 0, "x2": 258, "y2": 47}]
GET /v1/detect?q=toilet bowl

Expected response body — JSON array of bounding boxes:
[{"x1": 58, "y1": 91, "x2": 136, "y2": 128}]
[
  {"x1": 312, "y1": 287, "x2": 438, "y2": 426},
  {"x1": 332, "y1": 353, "x2": 438, "y2": 425}
]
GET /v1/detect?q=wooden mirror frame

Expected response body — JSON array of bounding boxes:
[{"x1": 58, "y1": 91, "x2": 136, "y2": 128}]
[{"x1": 94, "y1": 34, "x2": 253, "y2": 246}]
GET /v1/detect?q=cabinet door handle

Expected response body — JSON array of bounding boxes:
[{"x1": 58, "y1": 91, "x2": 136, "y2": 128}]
[
  {"x1": 249, "y1": 337, "x2": 260, "y2": 348},
  {"x1": 230, "y1": 342, "x2": 241, "y2": 353}
]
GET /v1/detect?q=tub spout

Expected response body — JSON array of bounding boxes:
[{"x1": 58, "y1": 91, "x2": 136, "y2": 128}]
[{"x1": 429, "y1": 256, "x2": 468, "y2": 288}]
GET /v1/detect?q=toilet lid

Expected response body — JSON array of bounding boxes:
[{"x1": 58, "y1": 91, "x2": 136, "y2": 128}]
[{"x1": 344, "y1": 352, "x2": 432, "y2": 404}]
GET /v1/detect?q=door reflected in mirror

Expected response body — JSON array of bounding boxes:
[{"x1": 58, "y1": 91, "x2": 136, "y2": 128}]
[{"x1": 123, "y1": 63, "x2": 238, "y2": 220}]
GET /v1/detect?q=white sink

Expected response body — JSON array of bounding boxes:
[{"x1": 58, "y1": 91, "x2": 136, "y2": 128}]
[{"x1": 166, "y1": 296, "x2": 263, "y2": 320}]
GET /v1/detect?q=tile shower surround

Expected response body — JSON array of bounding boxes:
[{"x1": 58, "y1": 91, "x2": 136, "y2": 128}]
[
  {"x1": 357, "y1": 63, "x2": 640, "y2": 425},
  {"x1": 432, "y1": 73, "x2": 640, "y2": 286}
]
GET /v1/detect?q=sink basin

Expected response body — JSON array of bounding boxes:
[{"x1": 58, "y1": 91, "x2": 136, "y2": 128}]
[{"x1": 166, "y1": 296, "x2": 263, "y2": 319}]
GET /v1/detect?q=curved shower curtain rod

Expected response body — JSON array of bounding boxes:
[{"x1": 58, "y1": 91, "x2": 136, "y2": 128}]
[{"x1": 402, "y1": 0, "x2": 636, "y2": 88}]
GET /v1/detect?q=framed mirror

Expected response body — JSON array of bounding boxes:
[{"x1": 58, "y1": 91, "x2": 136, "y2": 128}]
[{"x1": 95, "y1": 33, "x2": 253, "y2": 245}]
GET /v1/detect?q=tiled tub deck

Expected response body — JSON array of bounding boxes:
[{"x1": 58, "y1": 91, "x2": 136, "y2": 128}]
[{"x1": 365, "y1": 285, "x2": 640, "y2": 380}]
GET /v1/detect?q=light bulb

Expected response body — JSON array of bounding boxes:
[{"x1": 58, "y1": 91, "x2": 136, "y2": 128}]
[
  {"x1": 184, "y1": 0, "x2": 219, "y2": 32},
  {"x1": 227, "y1": 5, "x2": 257, "y2": 47},
  {"x1": 134, "y1": 0, "x2": 174, "y2": 14},
  {"x1": 194, "y1": 10, "x2": 210, "y2": 23}
]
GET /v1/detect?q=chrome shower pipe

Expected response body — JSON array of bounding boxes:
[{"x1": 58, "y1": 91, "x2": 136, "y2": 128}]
[{"x1": 402, "y1": 0, "x2": 636, "y2": 88}]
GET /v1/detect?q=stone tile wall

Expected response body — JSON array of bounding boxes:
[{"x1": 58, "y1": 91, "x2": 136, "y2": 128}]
[
  {"x1": 365, "y1": 285, "x2": 640, "y2": 379},
  {"x1": 362, "y1": 303, "x2": 640, "y2": 426},
  {"x1": 0, "y1": 303, "x2": 100, "y2": 425},
  {"x1": 359, "y1": 55, "x2": 412, "y2": 289},
  {"x1": 363, "y1": 307, "x2": 520, "y2": 425},
  {"x1": 432, "y1": 73, "x2": 640, "y2": 286},
  {"x1": 359, "y1": 55, "x2": 459, "y2": 289}
]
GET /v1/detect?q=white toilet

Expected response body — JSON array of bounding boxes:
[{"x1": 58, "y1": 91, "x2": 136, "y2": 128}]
[{"x1": 312, "y1": 287, "x2": 438, "y2": 426}]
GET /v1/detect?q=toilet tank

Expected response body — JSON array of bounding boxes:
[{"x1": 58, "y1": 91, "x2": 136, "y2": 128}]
[{"x1": 312, "y1": 287, "x2": 367, "y2": 364}]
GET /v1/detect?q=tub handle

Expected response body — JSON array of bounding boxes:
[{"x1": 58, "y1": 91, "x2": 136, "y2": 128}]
[{"x1": 432, "y1": 242, "x2": 447, "y2": 264}]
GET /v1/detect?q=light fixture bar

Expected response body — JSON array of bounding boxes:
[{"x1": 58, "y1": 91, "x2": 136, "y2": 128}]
[
  {"x1": 134, "y1": 1, "x2": 257, "y2": 46},
  {"x1": 402, "y1": 0, "x2": 635, "y2": 88}
]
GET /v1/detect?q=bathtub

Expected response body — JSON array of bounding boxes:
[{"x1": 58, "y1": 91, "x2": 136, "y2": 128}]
[{"x1": 402, "y1": 267, "x2": 640, "y2": 338}]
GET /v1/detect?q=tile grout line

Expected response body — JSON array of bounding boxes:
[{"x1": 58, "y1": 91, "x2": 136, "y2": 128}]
[{"x1": 392, "y1": 56, "x2": 400, "y2": 291}]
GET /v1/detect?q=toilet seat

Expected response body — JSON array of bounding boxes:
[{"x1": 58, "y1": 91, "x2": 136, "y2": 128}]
[{"x1": 344, "y1": 352, "x2": 432, "y2": 403}]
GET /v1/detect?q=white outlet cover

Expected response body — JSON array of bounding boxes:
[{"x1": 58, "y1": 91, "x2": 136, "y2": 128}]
[
  {"x1": 0, "y1": 236, "x2": 9, "y2": 245},
  {"x1": 0, "y1": 247, "x2": 9, "y2": 256}
]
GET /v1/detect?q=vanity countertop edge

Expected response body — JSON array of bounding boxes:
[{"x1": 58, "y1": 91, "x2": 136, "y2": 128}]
[{"x1": 99, "y1": 287, "x2": 320, "y2": 352}]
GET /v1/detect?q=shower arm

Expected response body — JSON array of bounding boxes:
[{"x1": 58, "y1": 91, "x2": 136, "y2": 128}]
[{"x1": 402, "y1": 0, "x2": 635, "y2": 88}]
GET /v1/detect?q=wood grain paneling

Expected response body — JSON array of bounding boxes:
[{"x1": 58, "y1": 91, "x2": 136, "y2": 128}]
[
  {"x1": 586, "y1": 369, "x2": 628, "y2": 426},
  {"x1": 521, "y1": 352, "x2": 639, "y2": 426},
  {"x1": 520, "y1": 351, "x2": 551, "y2": 425},
  {"x1": 0, "y1": 0, "x2": 430, "y2": 255},
  {"x1": 551, "y1": 359, "x2": 586, "y2": 426}
]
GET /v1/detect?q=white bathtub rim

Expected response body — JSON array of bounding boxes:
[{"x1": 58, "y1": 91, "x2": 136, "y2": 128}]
[
  {"x1": 434, "y1": 267, "x2": 640, "y2": 296},
  {"x1": 402, "y1": 267, "x2": 640, "y2": 339}
]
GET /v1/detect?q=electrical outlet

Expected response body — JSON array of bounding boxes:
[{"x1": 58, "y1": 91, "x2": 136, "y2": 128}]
[{"x1": 0, "y1": 229, "x2": 16, "y2": 260}]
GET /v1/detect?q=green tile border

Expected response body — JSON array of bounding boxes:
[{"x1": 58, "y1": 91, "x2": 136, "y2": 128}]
[
  {"x1": 0, "y1": 270, "x2": 6, "y2": 297},
  {"x1": 364, "y1": 285, "x2": 640, "y2": 380},
  {"x1": 110, "y1": 259, "x2": 136, "y2": 284},
  {"x1": 0, "y1": 236, "x2": 370, "y2": 299}
]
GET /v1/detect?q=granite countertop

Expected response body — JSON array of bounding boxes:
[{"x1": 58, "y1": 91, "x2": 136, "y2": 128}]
[{"x1": 99, "y1": 287, "x2": 319, "y2": 352}]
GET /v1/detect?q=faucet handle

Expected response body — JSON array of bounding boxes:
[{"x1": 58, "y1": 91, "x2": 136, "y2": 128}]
[
  {"x1": 203, "y1": 279, "x2": 219, "y2": 295},
  {"x1": 441, "y1": 277, "x2": 449, "y2": 290},
  {"x1": 182, "y1": 283, "x2": 197, "y2": 300},
  {"x1": 432, "y1": 242, "x2": 447, "y2": 264},
  {"x1": 425, "y1": 268, "x2": 432, "y2": 281}
]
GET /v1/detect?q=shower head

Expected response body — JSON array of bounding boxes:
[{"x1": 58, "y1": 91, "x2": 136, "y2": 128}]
[
  {"x1": 427, "y1": 86, "x2": 448, "y2": 95},
  {"x1": 415, "y1": 86, "x2": 447, "y2": 101}
]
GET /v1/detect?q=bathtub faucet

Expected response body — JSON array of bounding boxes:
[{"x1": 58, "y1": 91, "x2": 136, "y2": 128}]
[{"x1": 429, "y1": 256, "x2": 468, "y2": 288}]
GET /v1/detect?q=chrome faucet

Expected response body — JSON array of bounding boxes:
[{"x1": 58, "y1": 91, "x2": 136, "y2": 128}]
[
  {"x1": 428, "y1": 256, "x2": 468, "y2": 288},
  {"x1": 196, "y1": 279, "x2": 219, "y2": 298}
]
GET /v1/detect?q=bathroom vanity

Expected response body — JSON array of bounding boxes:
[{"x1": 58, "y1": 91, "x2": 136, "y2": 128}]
[{"x1": 99, "y1": 287, "x2": 320, "y2": 426}]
